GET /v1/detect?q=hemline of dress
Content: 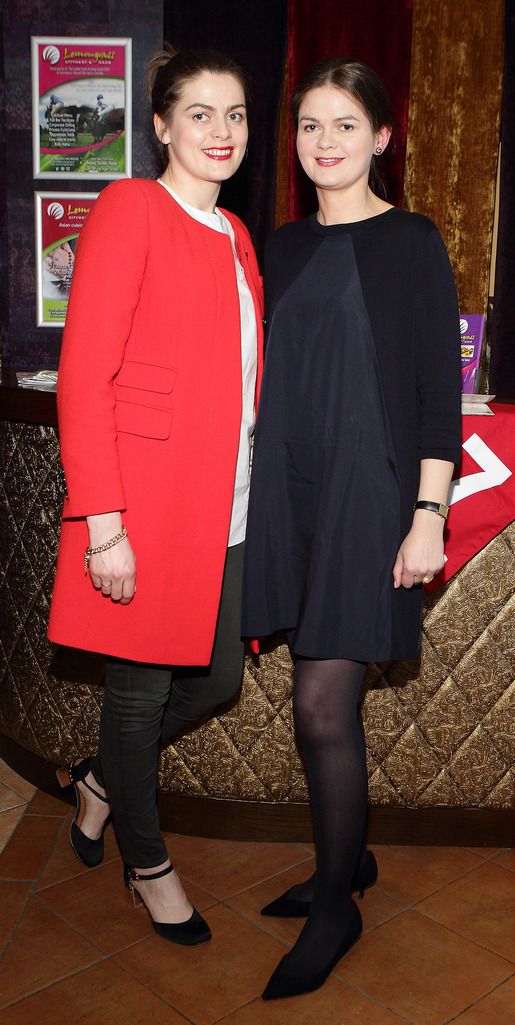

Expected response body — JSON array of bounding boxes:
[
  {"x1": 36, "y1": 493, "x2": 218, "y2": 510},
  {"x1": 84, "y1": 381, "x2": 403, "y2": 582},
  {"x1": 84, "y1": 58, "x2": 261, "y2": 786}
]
[{"x1": 246, "y1": 627, "x2": 421, "y2": 664}]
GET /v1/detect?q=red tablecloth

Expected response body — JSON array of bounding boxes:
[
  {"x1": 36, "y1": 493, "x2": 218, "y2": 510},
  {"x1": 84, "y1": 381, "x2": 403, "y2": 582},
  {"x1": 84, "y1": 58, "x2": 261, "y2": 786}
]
[{"x1": 430, "y1": 403, "x2": 515, "y2": 589}]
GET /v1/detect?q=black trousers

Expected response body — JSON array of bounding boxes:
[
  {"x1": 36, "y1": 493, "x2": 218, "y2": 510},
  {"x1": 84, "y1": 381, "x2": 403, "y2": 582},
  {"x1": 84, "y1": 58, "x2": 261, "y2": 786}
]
[{"x1": 90, "y1": 542, "x2": 244, "y2": 866}]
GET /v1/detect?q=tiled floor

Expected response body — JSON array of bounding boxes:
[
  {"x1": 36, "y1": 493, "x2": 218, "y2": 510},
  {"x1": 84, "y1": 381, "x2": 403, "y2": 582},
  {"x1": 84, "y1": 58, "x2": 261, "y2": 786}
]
[{"x1": 0, "y1": 757, "x2": 513, "y2": 1025}]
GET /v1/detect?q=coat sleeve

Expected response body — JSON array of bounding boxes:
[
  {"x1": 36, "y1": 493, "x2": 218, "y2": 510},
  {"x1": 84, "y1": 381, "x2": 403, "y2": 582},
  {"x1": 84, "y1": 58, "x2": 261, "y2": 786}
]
[
  {"x1": 57, "y1": 180, "x2": 149, "y2": 518},
  {"x1": 412, "y1": 226, "x2": 462, "y2": 466}
]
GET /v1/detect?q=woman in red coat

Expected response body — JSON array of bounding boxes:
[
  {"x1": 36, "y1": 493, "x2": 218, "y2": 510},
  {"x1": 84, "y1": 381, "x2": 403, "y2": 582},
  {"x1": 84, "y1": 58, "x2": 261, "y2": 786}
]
[{"x1": 48, "y1": 47, "x2": 263, "y2": 946}]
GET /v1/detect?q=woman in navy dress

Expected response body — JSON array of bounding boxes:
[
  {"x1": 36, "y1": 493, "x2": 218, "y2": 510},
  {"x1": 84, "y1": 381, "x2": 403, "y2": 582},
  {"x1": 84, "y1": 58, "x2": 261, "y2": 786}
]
[{"x1": 242, "y1": 58, "x2": 462, "y2": 1000}]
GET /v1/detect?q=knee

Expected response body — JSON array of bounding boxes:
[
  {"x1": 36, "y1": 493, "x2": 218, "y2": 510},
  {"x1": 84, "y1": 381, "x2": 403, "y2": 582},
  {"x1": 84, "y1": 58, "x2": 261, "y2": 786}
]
[
  {"x1": 293, "y1": 690, "x2": 340, "y2": 746},
  {"x1": 175, "y1": 675, "x2": 242, "y2": 720},
  {"x1": 104, "y1": 661, "x2": 171, "y2": 724},
  {"x1": 210, "y1": 674, "x2": 243, "y2": 709}
]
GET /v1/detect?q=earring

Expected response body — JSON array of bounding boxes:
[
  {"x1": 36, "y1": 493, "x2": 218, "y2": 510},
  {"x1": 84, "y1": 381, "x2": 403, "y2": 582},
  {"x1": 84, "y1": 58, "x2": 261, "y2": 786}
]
[{"x1": 375, "y1": 146, "x2": 383, "y2": 155}]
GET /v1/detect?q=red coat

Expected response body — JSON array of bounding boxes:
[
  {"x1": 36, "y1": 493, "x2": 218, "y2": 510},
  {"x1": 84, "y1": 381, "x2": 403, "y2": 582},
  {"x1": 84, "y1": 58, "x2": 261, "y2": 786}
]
[{"x1": 48, "y1": 179, "x2": 264, "y2": 665}]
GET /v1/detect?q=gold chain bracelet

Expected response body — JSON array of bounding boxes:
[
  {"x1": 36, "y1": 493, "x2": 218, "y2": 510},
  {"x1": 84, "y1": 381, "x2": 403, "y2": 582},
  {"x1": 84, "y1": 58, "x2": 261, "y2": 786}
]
[{"x1": 84, "y1": 526, "x2": 127, "y2": 574}]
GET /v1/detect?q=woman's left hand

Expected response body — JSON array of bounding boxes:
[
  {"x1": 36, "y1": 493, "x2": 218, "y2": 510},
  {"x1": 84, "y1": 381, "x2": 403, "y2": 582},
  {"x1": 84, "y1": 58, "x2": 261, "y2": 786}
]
[{"x1": 392, "y1": 513, "x2": 445, "y2": 589}]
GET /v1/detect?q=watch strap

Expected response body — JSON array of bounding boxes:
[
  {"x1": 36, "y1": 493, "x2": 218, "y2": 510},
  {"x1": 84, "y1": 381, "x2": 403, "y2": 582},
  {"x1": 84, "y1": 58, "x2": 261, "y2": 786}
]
[{"x1": 413, "y1": 500, "x2": 449, "y2": 520}]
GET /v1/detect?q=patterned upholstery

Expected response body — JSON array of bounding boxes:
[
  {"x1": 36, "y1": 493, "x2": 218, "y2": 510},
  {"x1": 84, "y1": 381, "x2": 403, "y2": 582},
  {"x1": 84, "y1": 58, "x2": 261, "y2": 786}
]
[{"x1": 1, "y1": 421, "x2": 514, "y2": 809}]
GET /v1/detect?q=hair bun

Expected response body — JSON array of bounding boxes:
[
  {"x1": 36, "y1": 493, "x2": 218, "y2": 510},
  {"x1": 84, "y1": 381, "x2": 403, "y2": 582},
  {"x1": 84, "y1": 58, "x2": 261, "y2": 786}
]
[{"x1": 146, "y1": 43, "x2": 178, "y2": 100}]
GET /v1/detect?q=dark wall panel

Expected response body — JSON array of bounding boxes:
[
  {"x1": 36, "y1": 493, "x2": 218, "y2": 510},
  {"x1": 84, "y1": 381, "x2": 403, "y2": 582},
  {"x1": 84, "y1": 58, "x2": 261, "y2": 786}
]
[
  {"x1": 164, "y1": 0, "x2": 287, "y2": 263},
  {"x1": 2, "y1": 0, "x2": 163, "y2": 371}
]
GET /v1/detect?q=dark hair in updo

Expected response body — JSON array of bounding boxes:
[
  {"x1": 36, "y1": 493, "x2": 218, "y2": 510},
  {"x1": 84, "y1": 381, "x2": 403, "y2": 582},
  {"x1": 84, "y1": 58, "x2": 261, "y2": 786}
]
[
  {"x1": 147, "y1": 43, "x2": 249, "y2": 173},
  {"x1": 292, "y1": 57, "x2": 393, "y2": 196}
]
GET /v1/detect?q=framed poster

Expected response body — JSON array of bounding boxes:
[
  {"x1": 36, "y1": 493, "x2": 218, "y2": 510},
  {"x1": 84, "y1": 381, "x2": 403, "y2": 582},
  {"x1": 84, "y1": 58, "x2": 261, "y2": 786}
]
[
  {"x1": 32, "y1": 36, "x2": 131, "y2": 179},
  {"x1": 35, "y1": 191, "x2": 98, "y2": 327}
]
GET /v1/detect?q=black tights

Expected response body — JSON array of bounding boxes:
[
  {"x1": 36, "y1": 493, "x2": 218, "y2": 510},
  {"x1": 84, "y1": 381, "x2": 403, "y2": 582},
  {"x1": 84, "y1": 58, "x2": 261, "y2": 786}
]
[
  {"x1": 286, "y1": 656, "x2": 368, "y2": 974},
  {"x1": 89, "y1": 542, "x2": 244, "y2": 867}
]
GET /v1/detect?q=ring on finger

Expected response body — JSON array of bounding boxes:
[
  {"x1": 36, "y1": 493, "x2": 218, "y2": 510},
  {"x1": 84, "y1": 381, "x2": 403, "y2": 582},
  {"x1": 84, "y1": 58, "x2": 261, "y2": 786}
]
[{"x1": 422, "y1": 575, "x2": 434, "y2": 584}]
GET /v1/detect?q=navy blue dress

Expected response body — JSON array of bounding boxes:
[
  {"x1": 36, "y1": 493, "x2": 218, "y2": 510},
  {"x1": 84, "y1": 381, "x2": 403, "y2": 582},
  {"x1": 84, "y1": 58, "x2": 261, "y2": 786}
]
[{"x1": 241, "y1": 209, "x2": 462, "y2": 662}]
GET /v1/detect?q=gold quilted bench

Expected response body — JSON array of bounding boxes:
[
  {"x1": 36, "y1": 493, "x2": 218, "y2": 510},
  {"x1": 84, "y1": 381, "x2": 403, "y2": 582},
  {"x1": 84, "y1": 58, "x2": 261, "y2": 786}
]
[{"x1": 1, "y1": 415, "x2": 514, "y2": 844}]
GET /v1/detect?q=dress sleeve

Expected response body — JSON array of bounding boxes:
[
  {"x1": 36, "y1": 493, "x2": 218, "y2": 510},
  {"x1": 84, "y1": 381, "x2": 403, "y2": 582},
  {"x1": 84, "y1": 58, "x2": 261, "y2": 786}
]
[
  {"x1": 412, "y1": 227, "x2": 462, "y2": 466},
  {"x1": 57, "y1": 180, "x2": 149, "y2": 518}
]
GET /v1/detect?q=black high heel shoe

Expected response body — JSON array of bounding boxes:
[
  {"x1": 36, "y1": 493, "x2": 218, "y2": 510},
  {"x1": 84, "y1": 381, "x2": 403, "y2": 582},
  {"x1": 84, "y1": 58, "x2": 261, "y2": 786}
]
[
  {"x1": 262, "y1": 899, "x2": 363, "y2": 1001},
  {"x1": 261, "y1": 848, "x2": 378, "y2": 918},
  {"x1": 56, "y1": 757, "x2": 111, "y2": 868},
  {"x1": 124, "y1": 862, "x2": 212, "y2": 946}
]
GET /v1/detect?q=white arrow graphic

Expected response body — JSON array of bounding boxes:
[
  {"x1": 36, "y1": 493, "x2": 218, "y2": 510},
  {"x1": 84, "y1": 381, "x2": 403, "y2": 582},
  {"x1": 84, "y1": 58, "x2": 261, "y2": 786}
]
[{"x1": 448, "y1": 433, "x2": 512, "y2": 506}]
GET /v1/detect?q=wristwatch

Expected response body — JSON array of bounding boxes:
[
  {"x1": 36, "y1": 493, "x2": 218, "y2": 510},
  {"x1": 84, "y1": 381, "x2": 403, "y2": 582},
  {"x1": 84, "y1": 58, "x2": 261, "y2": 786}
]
[{"x1": 413, "y1": 500, "x2": 449, "y2": 520}]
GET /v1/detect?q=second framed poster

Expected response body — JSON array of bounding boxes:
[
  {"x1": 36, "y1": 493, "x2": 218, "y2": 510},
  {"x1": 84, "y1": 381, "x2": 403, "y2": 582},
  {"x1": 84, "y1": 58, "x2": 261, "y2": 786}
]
[
  {"x1": 32, "y1": 36, "x2": 131, "y2": 179},
  {"x1": 35, "y1": 192, "x2": 98, "y2": 327}
]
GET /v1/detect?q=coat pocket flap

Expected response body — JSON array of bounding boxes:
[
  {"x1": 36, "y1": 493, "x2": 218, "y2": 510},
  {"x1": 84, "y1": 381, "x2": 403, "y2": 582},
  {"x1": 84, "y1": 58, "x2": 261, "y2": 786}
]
[
  {"x1": 115, "y1": 361, "x2": 177, "y2": 394},
  {"x1": 114, "y1": 400, "x2": 173, "y2": 440}
]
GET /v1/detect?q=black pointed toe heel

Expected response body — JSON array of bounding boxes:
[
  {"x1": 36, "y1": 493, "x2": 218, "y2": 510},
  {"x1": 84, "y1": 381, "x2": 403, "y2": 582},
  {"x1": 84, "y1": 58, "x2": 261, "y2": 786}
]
[
  {"x1": 261, "y1": 893, "x2": 310, "y2": 918},
  {"x1": 124, "y1": 862, "x2": 212, "y2": 946},
  {"x1": 262, "y1": 900, "x2": 363, "y2": 1001},
  {"x1": 261, "y1": 848, "x2": 378, "y2": 918},
  {"x1": 353, "y1": 848, "x2": 378, "y2": 898},
  {"x1": 56, "y1": 757, "x2": 111, "y2": 868}
]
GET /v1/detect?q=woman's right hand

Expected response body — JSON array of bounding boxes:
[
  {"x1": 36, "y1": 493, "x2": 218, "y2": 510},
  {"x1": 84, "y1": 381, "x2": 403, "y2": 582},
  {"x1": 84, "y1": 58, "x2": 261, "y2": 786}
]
[{"x1": 86, "y1": 512, "x2": 136, "y2": 604}]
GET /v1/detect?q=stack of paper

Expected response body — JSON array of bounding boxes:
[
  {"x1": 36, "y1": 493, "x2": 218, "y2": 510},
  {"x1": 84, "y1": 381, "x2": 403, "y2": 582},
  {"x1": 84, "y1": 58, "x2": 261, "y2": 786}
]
[
  {"x1": 16, "y1": 370, "x2": 58, "y2": 392},
  {"x1": 461, "y1": 393, "x2": 495, "y2": 416}
]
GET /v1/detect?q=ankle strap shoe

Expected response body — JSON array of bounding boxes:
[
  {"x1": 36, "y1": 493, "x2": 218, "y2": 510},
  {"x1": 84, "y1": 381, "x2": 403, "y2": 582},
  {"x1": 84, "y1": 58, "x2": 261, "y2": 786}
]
[
  {"x1": 124, "y1": 862, "x2": 212, "y2": 946},
  {"x1": 56, "y1": 757, "x2": 111, "y2": 868}
]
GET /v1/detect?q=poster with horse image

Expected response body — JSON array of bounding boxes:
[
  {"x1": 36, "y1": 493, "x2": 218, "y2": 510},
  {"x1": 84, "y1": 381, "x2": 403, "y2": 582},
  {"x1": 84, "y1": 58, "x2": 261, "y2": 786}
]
[
  {"x1": 32, "y1": 37, "x2": 131, "y2": 179},
  {"x1": 35, "y1": 192, "x2": 98, "y2": 326}
]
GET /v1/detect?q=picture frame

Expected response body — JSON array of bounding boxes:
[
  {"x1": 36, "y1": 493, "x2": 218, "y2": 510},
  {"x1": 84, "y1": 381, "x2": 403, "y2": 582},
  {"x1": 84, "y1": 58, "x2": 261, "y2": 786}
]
[
  {"x1": 35, "y1": 191, "x2": 98, "y2": 327},
  {"x1": 31, "y1": 36, "x2": 132, "y2": 179}
]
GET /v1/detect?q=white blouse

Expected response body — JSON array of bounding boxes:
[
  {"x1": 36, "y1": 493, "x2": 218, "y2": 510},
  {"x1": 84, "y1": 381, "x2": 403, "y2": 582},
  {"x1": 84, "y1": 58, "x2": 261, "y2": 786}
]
[{"x1": 157, "y1": 179, "x2": 257, "y2": 546}]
